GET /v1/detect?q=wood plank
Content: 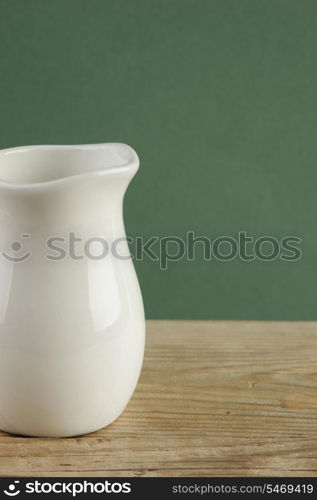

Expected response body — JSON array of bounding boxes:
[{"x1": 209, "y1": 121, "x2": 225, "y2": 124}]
[{"x1": 1, "y1": 320, "x2": 317, "y2": 477}]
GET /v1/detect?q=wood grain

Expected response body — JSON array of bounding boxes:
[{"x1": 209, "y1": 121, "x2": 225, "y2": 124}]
[{"x1": 1, "y1": 320, "x2": 317, "y2": 477}]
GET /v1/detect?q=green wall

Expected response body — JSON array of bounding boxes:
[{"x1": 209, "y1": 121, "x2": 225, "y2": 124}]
[{"x1": 0, "y1": 0, "x2": 316, "y2": 319}]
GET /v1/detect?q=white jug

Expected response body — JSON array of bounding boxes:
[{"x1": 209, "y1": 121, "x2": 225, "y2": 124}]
[{"x1": 0, "y1": 143, "x2": 145, "y2": 437}]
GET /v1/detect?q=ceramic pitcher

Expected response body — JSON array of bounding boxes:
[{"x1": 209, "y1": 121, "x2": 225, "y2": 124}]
[{"x1": 0, "y1": 143, "x2": 145, "y2": 437}]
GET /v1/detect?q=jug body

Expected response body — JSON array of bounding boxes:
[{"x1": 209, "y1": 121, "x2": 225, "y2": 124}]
[{"x1": 0, "y1": 143, "x2": 145, "y2": 437}]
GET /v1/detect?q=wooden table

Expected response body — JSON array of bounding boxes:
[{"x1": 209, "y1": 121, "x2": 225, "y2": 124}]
[{"x1": 1, "y1": 320, "x2": 317, "y2": 477}]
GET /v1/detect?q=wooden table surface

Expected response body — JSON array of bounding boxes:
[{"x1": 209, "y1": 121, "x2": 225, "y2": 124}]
[{"x1": 1, "y1": 320, "x2": 317, "y2": 477}]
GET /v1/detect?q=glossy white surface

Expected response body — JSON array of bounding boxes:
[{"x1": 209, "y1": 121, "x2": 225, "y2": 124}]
[{"x1": 0, "y1": 143, "x2": 145, "y2": 437}]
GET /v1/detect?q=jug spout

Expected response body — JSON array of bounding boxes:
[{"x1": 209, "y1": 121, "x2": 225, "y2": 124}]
[
  {"x1": 0, "y1": 143, "x2": 139, "y2": 191},
  {"x1": 0, "y1": 142, "x2": 140, "y2": 237}
]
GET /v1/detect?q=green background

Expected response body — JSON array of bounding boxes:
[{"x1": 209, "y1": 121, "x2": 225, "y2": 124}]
[{"x1": 0, "y1": 0, "x2": 316, "y2": 319}]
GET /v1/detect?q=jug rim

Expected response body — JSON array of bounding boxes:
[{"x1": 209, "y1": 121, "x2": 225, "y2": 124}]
[{"x1": 0, "y1": 142, "x2": 139, "y2": 191}]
